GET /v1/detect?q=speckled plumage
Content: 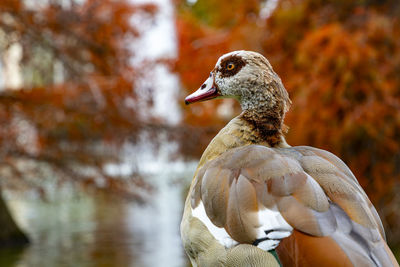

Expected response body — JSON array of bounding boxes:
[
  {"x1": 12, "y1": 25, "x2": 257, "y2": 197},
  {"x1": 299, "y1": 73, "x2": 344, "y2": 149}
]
[
  {"x1": 212, "y1": 51, "x2": 291, "y2": 147},
  {"x1": 181, "y1": 51, "x2": 398, "y2": 267}
]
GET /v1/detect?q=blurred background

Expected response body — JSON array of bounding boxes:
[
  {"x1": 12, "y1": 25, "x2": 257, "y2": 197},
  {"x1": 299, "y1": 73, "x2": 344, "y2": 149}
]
[{"x1": 0, "y1": 0, "x2": 399, "y2": 266}]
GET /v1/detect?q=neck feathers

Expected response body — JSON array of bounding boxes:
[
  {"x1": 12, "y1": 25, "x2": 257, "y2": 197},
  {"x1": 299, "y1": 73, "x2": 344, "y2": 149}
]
[
  {"x1": 239, "y1": 78, "x2": 291, "y2": 147},
  {"x1": 240, "y1": 109, "x2": 287, "y2": 147}
]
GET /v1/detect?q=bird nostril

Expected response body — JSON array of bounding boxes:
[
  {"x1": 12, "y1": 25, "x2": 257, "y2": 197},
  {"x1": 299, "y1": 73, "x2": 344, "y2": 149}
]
[
  {"x1": 201, "y1": 84, "x2": 207, "y2": 90},
  {"x1": 209, "y1": 73, "x2": 212, "y2": 77}
]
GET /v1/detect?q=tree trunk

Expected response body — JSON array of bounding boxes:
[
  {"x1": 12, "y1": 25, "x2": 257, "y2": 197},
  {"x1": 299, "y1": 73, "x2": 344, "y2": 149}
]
[{"x1": 0, "y1": 190, "x2": 29, "y2": 246}]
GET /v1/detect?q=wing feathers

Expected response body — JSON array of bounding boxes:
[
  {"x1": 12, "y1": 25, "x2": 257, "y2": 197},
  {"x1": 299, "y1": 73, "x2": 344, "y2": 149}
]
[
  {"x1": 267, "y1": 172, "x2": 307, "y2": 196},
  {"x1": 298, "y1": 154, "x2": 379, "y2": 230},
  {"x1": 291, "y1": 174, "x2": 329, "y2": 212},
  {"x1": 201, "y1": 167, "x2": 230, "y2": 227},
  {"x1": 226, "y1": 174, "x2": 258, "y2": 243},
  {"x1": 277, "y1": 195, "x2": 324, "y2": 236},
  {"x1": 190, "y1": 145, "x2": 396, "y2": 266}
]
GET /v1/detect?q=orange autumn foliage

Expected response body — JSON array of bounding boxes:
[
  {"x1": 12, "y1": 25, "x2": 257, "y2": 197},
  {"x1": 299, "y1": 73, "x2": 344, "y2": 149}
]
[
  {"x1": 175, "y1": 0, "x2": 400, "y2": 249},
  {"x1": 0, "y1": 0, "x2": 157, "y2": 200}
]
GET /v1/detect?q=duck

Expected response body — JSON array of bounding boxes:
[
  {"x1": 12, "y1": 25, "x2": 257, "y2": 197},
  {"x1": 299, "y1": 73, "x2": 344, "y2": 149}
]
[{"x1": 180, "y1": 50, "x2": 399, "y2": 267}]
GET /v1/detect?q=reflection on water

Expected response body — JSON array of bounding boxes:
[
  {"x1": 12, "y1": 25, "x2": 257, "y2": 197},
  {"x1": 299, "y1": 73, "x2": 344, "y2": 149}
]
[{"x1": 3, "y1": 161, "x2": 194, "y2": 267}]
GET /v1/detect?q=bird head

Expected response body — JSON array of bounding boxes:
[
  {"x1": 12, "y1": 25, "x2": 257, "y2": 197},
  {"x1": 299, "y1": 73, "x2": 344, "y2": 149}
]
[{"x1": 185, "y1": 50, "x2": 291, "y2": 115}]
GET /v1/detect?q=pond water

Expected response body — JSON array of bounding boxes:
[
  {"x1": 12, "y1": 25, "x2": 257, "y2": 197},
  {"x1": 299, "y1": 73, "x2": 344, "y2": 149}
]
[{"x1": 2, "y1": 159, "x2": 194, "y2": 267}]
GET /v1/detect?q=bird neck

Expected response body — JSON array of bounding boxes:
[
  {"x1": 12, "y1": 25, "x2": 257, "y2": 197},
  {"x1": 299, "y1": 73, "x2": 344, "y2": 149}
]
[
  {"x1": 240, "y1": 107, "x2": 287, "y2": 148},
  {"x1": 238, "y1": 81, "x2": 289, "y2": 147}
]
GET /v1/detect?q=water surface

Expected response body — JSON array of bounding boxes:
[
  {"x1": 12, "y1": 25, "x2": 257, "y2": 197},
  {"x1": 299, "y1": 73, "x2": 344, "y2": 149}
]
[{"x1": 4, "y1": 162, "x2": 193, "y2": 267}]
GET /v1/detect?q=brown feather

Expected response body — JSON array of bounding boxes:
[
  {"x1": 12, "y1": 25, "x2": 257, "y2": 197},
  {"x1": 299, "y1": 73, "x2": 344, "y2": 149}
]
[
  {"x1": 277, "y1": 230, "x2": 354, "y2": 267},
  {"x1": 201, "y1": 167, "x2": 230, "y2": 227},
  {"x1": 190, "y1": 144, "x2": 397, "y2": 266},
  {"x1": 225, "y1": 174, "x2": 259, "y2": 243}
]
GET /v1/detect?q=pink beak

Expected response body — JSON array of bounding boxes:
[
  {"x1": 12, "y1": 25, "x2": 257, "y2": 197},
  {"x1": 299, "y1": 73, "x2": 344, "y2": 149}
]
[{"x1": 185, "y1": 73, "x2": 220, "y2": 105}]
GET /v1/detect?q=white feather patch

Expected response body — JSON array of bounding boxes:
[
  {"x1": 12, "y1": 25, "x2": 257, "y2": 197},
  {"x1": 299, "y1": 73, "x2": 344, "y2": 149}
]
[
  {"x1": 192, "y1": 202, "x2": 238, "y2": 248},
  {"x1": 192, "y1": 201, "x2": 293, "y2": 251},
  {"x1": 255, "y1": 207, "x2": 293, "y2": 250}
]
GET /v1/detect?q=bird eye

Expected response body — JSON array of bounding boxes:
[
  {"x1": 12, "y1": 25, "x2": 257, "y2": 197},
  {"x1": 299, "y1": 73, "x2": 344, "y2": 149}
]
[{"x1": 226, "y1": 63, "x2": 235, "y2": 70}]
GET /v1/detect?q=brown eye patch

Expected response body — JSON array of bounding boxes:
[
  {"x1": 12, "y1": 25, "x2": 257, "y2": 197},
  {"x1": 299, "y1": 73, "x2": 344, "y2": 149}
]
[{"x1": 218, "y1": 55, "x2": 246, "y2": 77}]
